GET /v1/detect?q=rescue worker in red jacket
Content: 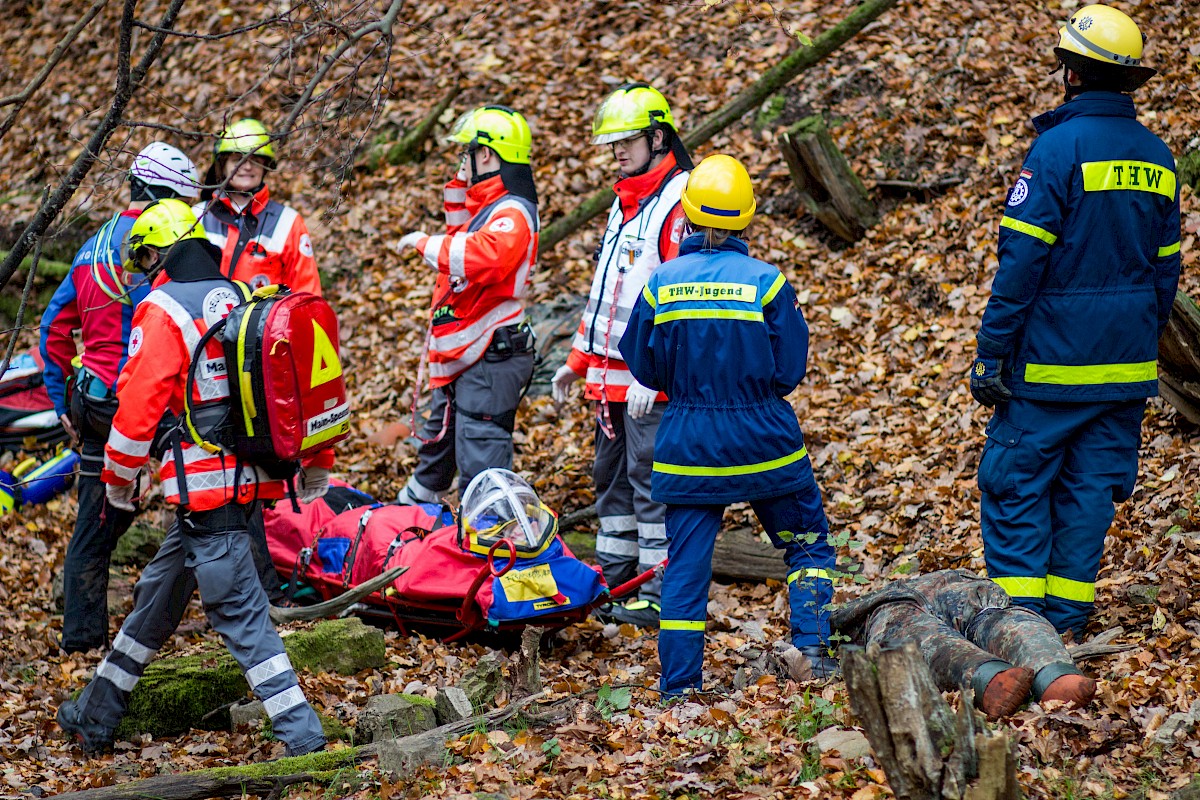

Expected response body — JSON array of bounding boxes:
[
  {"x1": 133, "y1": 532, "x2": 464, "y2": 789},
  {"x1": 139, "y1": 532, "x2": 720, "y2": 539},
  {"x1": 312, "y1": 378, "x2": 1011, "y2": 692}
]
[
  {"x1": 394, "y1": 106, "x2": 538, "y2": 504},
  {"x1": 56, "y1": 199, "x2": 329, "y2": 756},
  {"x1": 193, "y1": 117, "x2": 323, "y2": 600},
  {"x1": 551, "y1": 84, "x2": 693, "y2": 627},
  {"x1": 40, "y1": 142, "x2": 199, "y2": 653},
  {"x1": 193, "y1": 118, "x2": 321, "y2": 295}
]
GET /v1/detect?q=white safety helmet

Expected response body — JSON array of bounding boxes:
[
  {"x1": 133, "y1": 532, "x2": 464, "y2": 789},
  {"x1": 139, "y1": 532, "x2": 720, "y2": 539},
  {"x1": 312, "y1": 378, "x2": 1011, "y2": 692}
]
[
  {"x1": 129, "y1": 142, "x2": 200, "y2": 199},
  {"x1": 458, "y1": 468, "x2": 558, "y2": 558}
]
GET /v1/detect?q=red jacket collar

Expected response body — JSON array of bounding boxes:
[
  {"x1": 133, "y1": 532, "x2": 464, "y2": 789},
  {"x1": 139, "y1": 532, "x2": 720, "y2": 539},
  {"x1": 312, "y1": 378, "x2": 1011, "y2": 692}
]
[
  {"x1": 216, "y1": 183, "x2": 271, "y2": 216},
  {"x1": 614, "y1": 153, "x2": 680, "y2": 223},
  {"x1": 465, "y1": 174, "x2": 509, "y2": 214}
]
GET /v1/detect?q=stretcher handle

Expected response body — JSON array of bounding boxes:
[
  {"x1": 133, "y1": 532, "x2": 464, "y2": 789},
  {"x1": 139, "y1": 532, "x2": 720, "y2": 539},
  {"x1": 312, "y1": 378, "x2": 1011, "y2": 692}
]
[
  {"x1": 604, "y1": 559, "x2": 668, "y2": 604},
  {"x1": 488, "y1": 538, "x2": 517, "y2": 577}
]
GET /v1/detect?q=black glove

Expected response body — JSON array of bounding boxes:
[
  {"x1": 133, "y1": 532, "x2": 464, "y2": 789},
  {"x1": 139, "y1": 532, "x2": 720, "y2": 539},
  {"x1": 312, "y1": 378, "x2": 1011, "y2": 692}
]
[{"x1": 970, "y1": 355, "x2": 1012, "y2": 407}]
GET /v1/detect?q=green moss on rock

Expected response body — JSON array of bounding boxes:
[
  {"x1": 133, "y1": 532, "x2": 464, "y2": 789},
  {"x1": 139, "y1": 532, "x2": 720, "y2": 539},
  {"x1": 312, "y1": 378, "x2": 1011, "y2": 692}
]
[
  {"x1": 283, "y1": 617, "x2": 386, "y2": 675},
  {"x1": 112, "y1": 524, "x2": 165, "y2": 567}
]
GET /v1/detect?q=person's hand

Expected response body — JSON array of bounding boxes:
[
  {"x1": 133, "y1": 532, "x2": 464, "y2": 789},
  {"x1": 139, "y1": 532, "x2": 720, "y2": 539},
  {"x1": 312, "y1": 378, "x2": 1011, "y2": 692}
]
[
  {"x1": 397, "y1": 232, "x2": 428, "y2": 253},
  {"x1": 551, "y1": 365, "x2": 581, "y2": 404},
  {"x1": 970, "y1": 355, "x2": 1012, "y2": 407},
  {"x1": 59, "y1": 413, "x2": 79, "y2": 448},
  {"x1": 298, "y1": 466, "x2": 330, "y2": 503},
  {"x1": 625, "y1": 380, "x2": 658, "y2": 420},
  {"x1": 105, "y1": 480, "x2": 137, "y2": 512}
]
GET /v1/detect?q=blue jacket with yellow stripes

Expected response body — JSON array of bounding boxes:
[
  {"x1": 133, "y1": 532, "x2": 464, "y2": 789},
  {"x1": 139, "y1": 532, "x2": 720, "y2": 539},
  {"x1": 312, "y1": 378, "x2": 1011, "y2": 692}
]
[
  {"x1": 618, "y1": 234, "x2": 814, "y2": 504},
  {"x1": 977, "y1": 91, "x2": 1181, "y2": 402}
]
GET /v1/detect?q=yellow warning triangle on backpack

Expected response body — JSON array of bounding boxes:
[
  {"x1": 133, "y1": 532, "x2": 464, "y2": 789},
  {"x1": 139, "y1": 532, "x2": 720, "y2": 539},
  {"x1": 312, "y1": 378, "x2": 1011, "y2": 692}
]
[{"x1": 310, "y1": 319, "x2": 343, "y2": 388}]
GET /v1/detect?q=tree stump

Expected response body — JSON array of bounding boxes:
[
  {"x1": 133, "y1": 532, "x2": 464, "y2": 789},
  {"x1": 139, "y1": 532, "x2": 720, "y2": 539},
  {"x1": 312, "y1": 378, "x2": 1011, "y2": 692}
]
[
  {"x1": 842, "y1": 643, "x2": 1019, "y2": 800},
  {"x1": 779, "y1": 114, "x2": 878, "y2": 242},
  {"x1": 1159, "y1": 290, "x2": 1200, "y2": 425}
]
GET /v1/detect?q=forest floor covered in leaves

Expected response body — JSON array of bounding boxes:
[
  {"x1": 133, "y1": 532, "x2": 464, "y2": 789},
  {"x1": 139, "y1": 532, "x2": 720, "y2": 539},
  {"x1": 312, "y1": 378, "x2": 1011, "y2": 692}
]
[{"x1": 1, "y1": 0, "x2": 1199, "y2": 797}]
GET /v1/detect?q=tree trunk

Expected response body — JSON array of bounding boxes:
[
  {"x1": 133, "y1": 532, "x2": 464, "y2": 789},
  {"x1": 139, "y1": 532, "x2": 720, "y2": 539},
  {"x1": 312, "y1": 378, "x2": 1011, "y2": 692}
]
[
  {"x1": 1159, "y1": 291, "x2": 1200, "y2": 425},
  {"x1": 359, "y1": 83, "x2": 462, "y2": 170},
  {"x1": 842, "y1": 643, "x2": 1019, "y2": 800},
  {"x1": 538, "y1": 0, "x2": 901, "y2": 251},
  {"x1": 779, "y1": 114, "x2": 877, "y2": 241},
  {"x1": 712, "y1": 528, "x2": 787, "y2": 581}
]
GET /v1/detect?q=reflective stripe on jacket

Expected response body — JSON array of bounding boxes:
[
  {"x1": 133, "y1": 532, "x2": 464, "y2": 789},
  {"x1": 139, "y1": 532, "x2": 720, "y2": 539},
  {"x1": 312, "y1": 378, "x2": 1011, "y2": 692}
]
[
  {"x1": 39, "y1": 211, "x2": 148, "y2": 417},
  {"x1": 568, "y1": 156, "x2": 688, "y2": 402},
  {"x1": 978, "y1": 92, "x2": 1181, "y2": 402},
  {"x1": 618, "y1": 234, "x2": 815, "y2": 504},
  {"x1": 193, "y1": 186, "x2": 321, "y2": 296},
  {"x1": 414, "y1": 175, "x2": 538, "y2": 387}
]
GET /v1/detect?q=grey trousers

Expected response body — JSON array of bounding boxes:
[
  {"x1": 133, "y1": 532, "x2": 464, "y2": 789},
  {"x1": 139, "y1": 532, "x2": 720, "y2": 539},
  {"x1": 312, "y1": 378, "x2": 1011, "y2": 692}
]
[
  {"x1": 410, "y1": 352, "x2": 535, "y2": 501},
  {"x1": 75, "y1": 503, "x2": 325, "y2": 755},
  {"x1": 593, "y1": 400, "x2": 667, "y2": 602}
]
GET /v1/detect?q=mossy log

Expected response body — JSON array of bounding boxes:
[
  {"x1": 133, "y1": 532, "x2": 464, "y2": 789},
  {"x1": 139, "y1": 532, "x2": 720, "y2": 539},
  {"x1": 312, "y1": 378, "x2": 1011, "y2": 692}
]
[
  {"x1": 842, "y1": 643, "x2": 1019, "y2": 800},
  {"x1": 359, "y1": 83, "x2": 462, "y2": 170},
  {"x1": 1159, "y1": 291, "x2": 1200, "y2": 425},
  {"x1": 116, "y1": 617, "x2": 385, "y2": 739},
  {"x1": 538, "y1": 0, "x2": 900, "y2": 251},
  {"x1": 779, "y1": 114, "x2": 877, "y2": 241}
]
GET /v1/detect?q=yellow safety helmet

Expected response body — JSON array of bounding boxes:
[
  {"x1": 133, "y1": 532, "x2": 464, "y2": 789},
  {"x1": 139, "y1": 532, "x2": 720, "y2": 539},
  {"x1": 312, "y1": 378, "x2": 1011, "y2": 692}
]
[
  {"x1": 122, "y1": 198, "x2": 206, "y2": 272},
  {"x1": 447, "y1": 105, "x2": 532, "y2": 165},
  {"x1": 591, "y1": 83, "x2": 677, "y2": 146},
  {"x1": 1054, "y1": 4, "x2": 1155, "y2": 90},
  {"x1": 215, "y1": 118, "x2": 277, "y2": 168},
  {"x1": 680, "y1": 155, "x2": 756, "y2": 231}
]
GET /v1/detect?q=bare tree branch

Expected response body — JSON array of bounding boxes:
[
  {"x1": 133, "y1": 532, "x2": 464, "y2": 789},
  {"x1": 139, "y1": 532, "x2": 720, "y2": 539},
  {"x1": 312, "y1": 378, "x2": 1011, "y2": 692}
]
[
  {"x1": 0, "y1": 0, "x2": 108, "y2": 145},
  {"x1": 0, "y1": 0, "x2": 186, "y2": 294},
  {"x1": 0, "y1": 205, "x2": 46, "y2": 380}
]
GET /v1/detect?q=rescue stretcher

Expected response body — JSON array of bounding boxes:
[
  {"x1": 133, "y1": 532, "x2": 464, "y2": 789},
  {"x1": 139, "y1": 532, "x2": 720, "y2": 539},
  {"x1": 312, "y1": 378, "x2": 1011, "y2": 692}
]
[{"x1": 264, "y1": 485, "x2": 661, "y2": 641}]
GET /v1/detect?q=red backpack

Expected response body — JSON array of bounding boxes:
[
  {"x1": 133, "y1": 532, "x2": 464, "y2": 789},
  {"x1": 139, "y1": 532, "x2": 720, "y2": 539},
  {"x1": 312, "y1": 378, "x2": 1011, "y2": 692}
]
[{"x1": 186, "y1": 285, "x2": 350, "y2": 475}]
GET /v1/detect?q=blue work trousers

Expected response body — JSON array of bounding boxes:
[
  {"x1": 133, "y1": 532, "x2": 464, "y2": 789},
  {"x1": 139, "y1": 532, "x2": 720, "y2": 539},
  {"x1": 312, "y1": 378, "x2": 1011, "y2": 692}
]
[
  {"x1": 659, "y1": 487, "x2": 835, "y2": 696},
  {"x1": 979, "y1": 397, "x2": 1145, "y2": 634}
]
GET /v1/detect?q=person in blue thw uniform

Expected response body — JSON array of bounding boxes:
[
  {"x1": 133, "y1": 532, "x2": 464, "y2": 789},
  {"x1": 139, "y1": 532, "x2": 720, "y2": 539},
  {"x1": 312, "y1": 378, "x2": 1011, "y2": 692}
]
[
  {"x1": 619, "y1": 154, "x2": 837, "y2": 695},
  {"x1": 970, "y1": 4, "x2": 1180, "y2": 637}
]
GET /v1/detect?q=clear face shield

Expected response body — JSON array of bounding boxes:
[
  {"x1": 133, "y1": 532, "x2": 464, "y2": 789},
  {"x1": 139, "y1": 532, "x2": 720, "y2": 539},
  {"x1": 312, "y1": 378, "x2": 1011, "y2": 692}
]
[{"x1": 458, "y1": 468, "x2": 558, "y2": 557}]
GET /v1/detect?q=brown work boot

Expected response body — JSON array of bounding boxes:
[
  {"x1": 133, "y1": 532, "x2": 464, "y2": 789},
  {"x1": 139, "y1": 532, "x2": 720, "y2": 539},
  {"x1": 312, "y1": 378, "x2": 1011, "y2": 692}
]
[
  {"x1": 1040, "y1": 674, "x2": 1096, "y2": 708},
  {"x1": 980, "y1": 666, "x2": 1034, "y2": 719}
]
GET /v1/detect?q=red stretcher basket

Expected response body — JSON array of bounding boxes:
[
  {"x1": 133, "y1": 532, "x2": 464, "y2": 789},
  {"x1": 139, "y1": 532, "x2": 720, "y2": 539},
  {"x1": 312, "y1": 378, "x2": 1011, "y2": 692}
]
[{"x1": 264, "y1": 490, "x2": 662, "y2": 642}]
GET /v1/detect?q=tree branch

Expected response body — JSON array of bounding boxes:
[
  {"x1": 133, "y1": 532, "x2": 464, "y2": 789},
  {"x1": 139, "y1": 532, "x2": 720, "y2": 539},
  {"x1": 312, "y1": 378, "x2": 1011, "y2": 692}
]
[
  {"x1": 0, "y1": 0, "x2": 108, "y2": 145},
  {"x1": 0, "y1": 0, "x2": 185, "y2": 295}
]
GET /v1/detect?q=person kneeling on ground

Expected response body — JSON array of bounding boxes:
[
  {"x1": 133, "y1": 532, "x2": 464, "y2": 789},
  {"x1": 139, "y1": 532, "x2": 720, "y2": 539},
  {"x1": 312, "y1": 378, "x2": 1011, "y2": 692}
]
[{"x1": 831, "y1": 569, "x2": 1096, "y2": 718}]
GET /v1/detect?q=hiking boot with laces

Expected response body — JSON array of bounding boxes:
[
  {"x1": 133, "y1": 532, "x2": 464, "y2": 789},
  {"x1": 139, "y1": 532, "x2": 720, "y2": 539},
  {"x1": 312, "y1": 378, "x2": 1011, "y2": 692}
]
[
  {"x1": 597, "y1": 599, "x2": 661, "y2": 628},
  {"x1": 57, "y1": 699, "x2": 114, "y2": 754},
  {"x1": 797, "y1": 645, "x2": 840, "y2": 679}
]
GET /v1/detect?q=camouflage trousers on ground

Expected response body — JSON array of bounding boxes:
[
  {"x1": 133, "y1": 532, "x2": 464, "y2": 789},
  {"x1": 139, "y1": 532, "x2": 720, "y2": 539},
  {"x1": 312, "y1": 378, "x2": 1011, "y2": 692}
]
[{"x1": 831, "y1": 569, "x2": 1079, "y2": 697}]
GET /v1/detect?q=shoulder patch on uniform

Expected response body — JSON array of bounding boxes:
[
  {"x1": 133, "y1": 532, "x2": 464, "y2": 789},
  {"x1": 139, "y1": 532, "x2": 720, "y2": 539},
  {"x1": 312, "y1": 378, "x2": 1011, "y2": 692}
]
[
  {"x1": 489, "y1": 217, "x2": 515, "y2": 233},
  {"x1": 1020, "y1": 168, "x2": 1033, "y2": 180},
  {"x1": 298, "y1": 233, "x2": 314, "y2": 258},
  {"x1": 202, "y1": 287, "x2": 241, "y2": 327},
  {"x1": 128, "y1": 326, "x2": 143, "y2": 357},
  {"x1": 1007, "y1": 178, "x2": 1030, "y2": 207}
]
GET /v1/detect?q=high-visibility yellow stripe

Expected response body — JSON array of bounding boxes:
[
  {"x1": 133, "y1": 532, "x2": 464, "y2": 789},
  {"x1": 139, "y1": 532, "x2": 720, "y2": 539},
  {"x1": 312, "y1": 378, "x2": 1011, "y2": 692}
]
[
  {"x1": 1158, "y1": 241, "x2": 1181, "y2": 258},
  {"x1": 1046, "y1": 574, "x2": 1095, "y2": 603},
  {"x1": 642, "y1": 284, "x2": 657, "y2": 309},
  {"x1": 660, "y1": 620, "x2": 706, "y2": 631},
  {"x1": 992, "y1": 576, "x2": 1046, "y2": 599},
  {"x1": 787, "y1": 568, "x2": 833, "y2": 584},
  {"x1": 655, "y1": 446, "x2": 808, "y2": 477},
  {"x1": 1081, "y1": 160, "x2": 1176, "y2": 200},
  {"x1": 654, "y1": 309, "x2": 764, "y2": 325},
  {"x1": 657, "y1": 282, "x2": 758, "y2": 305},
  {"x1": 999, "y1": 216, "x2": 1058, "y2": 245},
  {"x1": 1024, "y1": 360, "x2": 1157, "y2": 385},
  {"x1": 761, "y1": 273, "x2": 786, "y2": 306}
]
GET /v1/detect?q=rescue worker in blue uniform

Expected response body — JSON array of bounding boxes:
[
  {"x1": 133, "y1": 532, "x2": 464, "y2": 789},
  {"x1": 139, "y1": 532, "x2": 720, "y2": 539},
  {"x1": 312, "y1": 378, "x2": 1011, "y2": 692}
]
[
  {"x1": 619, "y1": 155, "x2": 838, "y2": 695},
  {"x1": 971, "y1": 4, "x2": 1181, "y2": 635}
]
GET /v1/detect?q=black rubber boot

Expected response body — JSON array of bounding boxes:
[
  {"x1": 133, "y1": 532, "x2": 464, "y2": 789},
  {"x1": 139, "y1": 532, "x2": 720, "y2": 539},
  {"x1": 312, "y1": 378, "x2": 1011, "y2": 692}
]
[{"x1": 57, "y1": 699, "x2": 115, "y2": 754}]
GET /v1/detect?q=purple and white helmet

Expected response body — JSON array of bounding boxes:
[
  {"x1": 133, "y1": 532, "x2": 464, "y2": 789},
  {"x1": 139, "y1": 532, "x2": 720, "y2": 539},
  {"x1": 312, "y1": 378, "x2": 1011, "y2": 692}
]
[{"x1": 129, "y1": 142, "x2": 200, "y2": 198}]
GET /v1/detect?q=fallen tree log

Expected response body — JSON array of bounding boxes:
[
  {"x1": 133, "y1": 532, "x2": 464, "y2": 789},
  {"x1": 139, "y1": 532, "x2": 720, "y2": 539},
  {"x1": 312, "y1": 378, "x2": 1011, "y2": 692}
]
[
  {"x1": 269, "y1": 565, "x2": 407, "y2": 624},
  {"x1": 1159, "y1": 290, "x2": 1200, "y2": 425},
  {"x1": 843, "y1": 642, "x2": 1019, "y2": 800},
  {"x1": 539, "y1": 0, "x2": 900, "y2": 251},
  {"x1": 358, "y1": 82, "x2": 462, "y2": 170},
  {"x1": 779, "y1": 114, "x2": 878, "y2": 242},
  {"x1": 51, "y1": 692, "x2": 566, "y2": 800}
]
